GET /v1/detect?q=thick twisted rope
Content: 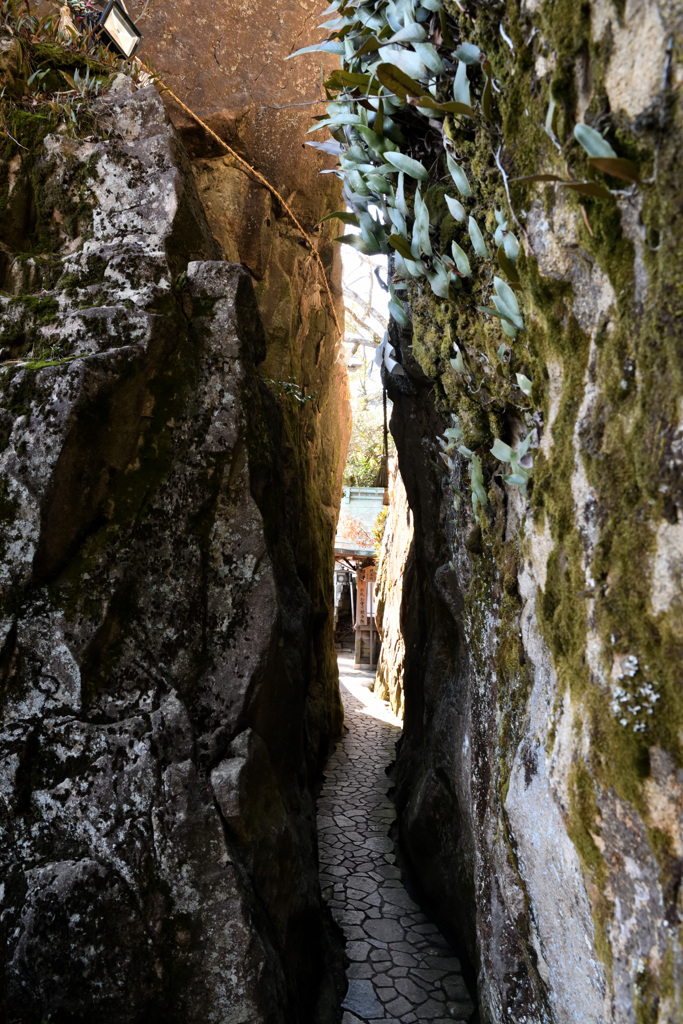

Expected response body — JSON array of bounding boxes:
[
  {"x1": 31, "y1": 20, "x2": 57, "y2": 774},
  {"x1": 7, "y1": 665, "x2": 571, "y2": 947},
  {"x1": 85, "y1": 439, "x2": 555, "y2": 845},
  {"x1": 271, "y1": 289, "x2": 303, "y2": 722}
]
[{"x1": 161, "y1": 84, "x2": 344, "y2": 341}]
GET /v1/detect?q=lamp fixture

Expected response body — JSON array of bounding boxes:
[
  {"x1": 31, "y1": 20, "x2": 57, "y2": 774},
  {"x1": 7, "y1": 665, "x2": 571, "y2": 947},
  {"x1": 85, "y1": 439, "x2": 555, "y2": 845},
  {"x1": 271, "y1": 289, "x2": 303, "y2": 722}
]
[
  {"x1": 95, "y1": 0, "x2": 142, "y2": 59},
  {"x1": 66, "y1": 0, "x2": 142, "y2": 59}
]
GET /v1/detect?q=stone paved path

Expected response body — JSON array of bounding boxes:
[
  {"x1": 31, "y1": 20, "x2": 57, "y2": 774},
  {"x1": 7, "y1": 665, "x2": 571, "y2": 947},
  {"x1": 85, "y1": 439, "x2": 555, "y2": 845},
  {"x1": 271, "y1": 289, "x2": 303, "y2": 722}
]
[{"x1": 318, "y1": 655, "x2": 476, "y2": 1024}]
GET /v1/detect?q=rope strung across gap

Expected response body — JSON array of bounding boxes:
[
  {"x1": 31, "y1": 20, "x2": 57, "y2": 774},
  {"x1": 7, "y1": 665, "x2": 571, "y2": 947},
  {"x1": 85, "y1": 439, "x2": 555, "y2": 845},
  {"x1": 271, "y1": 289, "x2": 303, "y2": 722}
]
[{"x1": 160, "y1": 83, "x2": 344, "y2": 342}]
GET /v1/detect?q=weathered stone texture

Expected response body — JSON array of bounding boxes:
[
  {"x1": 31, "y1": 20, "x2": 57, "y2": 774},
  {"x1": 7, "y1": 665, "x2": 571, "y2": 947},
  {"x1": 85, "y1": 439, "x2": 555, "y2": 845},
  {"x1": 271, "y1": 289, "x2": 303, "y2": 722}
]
[
  {"x1": 374, "y1": 463, "x2": 412, "y2": 719},
  {"x1": 379, "y1": 1, "x2": 683, "y2": 1022},
  {"x1": 127, "y1": 0, "x2": 336, "y2": 197},
  {"x1": 125, "y1": 0, "x2": 351, "y2": 771},
  {"x1": 0, "y1": 83, "x2": 344, "y2": 1023},
  {"x1": 190, "y1": 153, "x2": 350, "y2": 773}
]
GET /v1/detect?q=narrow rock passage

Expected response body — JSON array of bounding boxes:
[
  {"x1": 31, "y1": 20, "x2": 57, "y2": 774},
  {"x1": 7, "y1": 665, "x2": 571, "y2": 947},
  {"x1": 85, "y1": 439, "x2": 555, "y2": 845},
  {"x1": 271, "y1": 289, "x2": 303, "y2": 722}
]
[{"x1": 318, "y1": 655, "x2": 476, "y2": 1024}]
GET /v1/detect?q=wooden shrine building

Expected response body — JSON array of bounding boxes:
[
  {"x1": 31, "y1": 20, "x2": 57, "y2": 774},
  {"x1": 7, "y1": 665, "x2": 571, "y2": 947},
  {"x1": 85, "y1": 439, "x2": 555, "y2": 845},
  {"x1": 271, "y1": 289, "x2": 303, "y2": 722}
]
[{"x1": 334, "y1": 486, "x2": 385, "y2": 668}]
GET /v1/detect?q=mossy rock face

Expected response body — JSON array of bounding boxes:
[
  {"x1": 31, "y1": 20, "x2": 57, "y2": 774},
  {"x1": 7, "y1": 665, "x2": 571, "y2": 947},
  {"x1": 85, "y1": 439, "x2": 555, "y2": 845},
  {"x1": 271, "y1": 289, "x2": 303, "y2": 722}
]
[
  {"x1": 381, "y1": 1, "x2": 683, "y2": 1021},
  {"x1": 0, "y1": 36, "x2": 28, "y2": 97},
  {"x1": 0, "y1": 79, "x2": 345, "y2": 1024}
]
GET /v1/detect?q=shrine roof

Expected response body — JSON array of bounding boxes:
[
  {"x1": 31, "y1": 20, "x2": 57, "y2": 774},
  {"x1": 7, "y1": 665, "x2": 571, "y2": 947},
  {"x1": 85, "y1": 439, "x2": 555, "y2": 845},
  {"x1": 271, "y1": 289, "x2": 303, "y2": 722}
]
[{"x1": 334, "y1": 486, "x2": 385, "y2": 558}]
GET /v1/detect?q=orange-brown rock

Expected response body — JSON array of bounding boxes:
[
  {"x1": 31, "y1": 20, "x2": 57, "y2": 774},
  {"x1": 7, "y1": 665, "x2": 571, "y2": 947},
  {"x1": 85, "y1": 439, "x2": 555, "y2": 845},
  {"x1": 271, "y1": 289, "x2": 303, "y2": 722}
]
[
  {"x1": 128, "y1": 0, "x2": 337, "y2": 207},
  {"x1": 375, "y1": 462, "x2": 413, "y2": 718},
  {"x1": 129, "y1": 0, "x2": 350, "y2": 762}
]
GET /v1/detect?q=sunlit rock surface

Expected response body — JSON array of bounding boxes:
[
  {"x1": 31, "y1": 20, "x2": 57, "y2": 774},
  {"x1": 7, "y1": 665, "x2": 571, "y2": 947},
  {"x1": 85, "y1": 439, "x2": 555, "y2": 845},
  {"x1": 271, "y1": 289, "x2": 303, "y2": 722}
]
[{"x1": 375, "y1": 463, "x2": 412, "y2": 719}]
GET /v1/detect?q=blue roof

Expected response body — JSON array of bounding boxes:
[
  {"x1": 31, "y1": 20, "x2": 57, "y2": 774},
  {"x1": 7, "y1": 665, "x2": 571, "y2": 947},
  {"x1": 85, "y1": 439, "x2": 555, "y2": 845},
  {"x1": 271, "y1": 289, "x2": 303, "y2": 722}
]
[{"x1": 335, "y1": 486, "x2": 385, "y2": 558}]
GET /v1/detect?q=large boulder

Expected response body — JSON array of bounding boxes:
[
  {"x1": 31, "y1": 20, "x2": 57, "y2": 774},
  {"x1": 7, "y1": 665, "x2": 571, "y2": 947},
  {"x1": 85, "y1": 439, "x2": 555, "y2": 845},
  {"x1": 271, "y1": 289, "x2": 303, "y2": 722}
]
[
  {"x1": 0, "y1": 81, "x2": 344, "y2": 1024},
  {"x1": 125, "y1": 0, "x2": 351, "y2": 771}
]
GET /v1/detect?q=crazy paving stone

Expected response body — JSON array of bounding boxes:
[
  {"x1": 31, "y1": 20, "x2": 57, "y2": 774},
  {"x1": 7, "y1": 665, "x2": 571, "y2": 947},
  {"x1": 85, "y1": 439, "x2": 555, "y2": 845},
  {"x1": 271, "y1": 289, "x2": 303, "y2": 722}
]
[
  {"x1": 317, "y1": 654, "x2": 476, "y2": 1023},
  {"x1": 343, "y1": 979, "x2": 385, "y2": 1019}
]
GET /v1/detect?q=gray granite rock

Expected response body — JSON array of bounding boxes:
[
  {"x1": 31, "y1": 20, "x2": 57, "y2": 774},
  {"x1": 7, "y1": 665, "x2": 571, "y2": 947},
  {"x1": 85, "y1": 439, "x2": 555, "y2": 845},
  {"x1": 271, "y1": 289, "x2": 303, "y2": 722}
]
[
  {"x1": 0, "y1": 83, "x2": 343, "y2": 1024},
  {"x1": 381, "y1": 2, "x2": 683, "y2": 1014}
]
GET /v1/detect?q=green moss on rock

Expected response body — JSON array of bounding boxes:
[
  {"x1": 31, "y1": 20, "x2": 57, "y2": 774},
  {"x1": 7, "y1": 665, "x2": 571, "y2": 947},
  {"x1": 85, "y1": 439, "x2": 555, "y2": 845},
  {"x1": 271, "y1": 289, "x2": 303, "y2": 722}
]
[{"x1": 391, "y1": 0, "x2": 683, "y2": 1005}]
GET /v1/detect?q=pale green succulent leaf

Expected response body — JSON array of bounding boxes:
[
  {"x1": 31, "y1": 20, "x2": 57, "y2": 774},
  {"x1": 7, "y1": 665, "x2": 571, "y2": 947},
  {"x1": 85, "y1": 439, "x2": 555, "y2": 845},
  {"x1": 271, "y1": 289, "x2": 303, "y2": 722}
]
[
  {"x1": 383, "y1": 151, "x2": 431, "y2": 180},
  {"x1": 468, "y1": 215, "x2": 488, "y2": 258},
  {"x1": 450, "y1": 240, "x2": 471, "y2": 276},
  {"x1": 379, "y1": 45, "x2": 430, "y2": 82},
  {"x1": 335, "y1": 233, "x2": 381, "y2": 255},
  {"x1": 493, "y1": 276, "x2": 520, "y2": 316},
  {"x1": 491, "y1": 438, "x2": 513, "y2": 462},
  {"x1": 453, "y1": 61, "x2": 471, "y2": 107},
  {"x1": 426, "y1": 257, "x2": 451, "y2": 298},
  {"x1": 395, "y1": 171, "x2": 409, "y2": 217},
  {"x1": 355, "y1": 125, "x2": 399, "y2": 154},
  {"x1": 389, "y1": 296, "x2": 410, "y2": 324},
  {"x1": 493, "y1": 294, "x2": 524, "y2": 329},
  {"x1": 413, "y1": 41, "x2": 445, "y2": 75},
  {"x1": 385, "y1": 22, "x2": 427, "y2": 43},
  {"x1": 445, "y1": 195, "x2": 466, "y2": 222},
  {"x1": 471, "y1": 455, "x2": 487, "y2": 507},
  {"x1": 503, "y1": 472, "x2": 529, "y2": 488},
  {"x1": 454, "y1": 42, "x2": 481, "y2": 64},
  {"x1": 450, "y1": 350, "x2": 465, "y2": 373},
  {"x1": 518, "y1": 430, "x2": 534, "y2": 457},
  {"x1": 446, "y1": 154, "x2": 472, "y2": 196},
  {"x1": 574, "y1": 122, "x2": 617, "y2": 158},
  {"x1": 286, "y1": 40, "x2": 346, "y2": 58},
  {"x1": 503, "y1": 232, "x2": 520, "y2": 263}
]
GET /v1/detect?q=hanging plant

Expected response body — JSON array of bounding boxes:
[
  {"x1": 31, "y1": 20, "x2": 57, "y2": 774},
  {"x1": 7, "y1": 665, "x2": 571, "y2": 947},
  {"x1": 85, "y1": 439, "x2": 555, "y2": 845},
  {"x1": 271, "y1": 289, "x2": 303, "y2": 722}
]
[
  {"x1": 290, "y1": 0, "x2": 642, "y2": 514},
  {"x1": 289, "y1": 0, "x2": 523, "y2": 338}
]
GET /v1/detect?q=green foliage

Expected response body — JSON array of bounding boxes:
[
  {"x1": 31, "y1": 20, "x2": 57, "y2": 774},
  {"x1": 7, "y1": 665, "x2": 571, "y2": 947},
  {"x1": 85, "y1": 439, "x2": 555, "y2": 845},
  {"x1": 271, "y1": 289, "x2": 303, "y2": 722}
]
[
  {"x1": 344, "y1": 393, "x2": 393, "y2": 485},
  {"x1": 303, "y1": 0, "x2": 681, "y2": 994},
  {"x1": 0, "y1": 0, "x2": 154, "y2": 151},
  {"x1": 294, "y1": 0, "x2": 641, "y2": 349},
  {"x1": 490, "y1": 430, "x2": 533, "y2": 492},
  {"x1": 372, "y1": 504, "x2": 388, "y2": 557},
  {"x1": 290, "y1": 0, "x2": 526, "y2": 336},
  {"x1": 294, "y1": 0, "x2": 649, "y2": 513},
  {"x1": 264, "y1": 377, "x2": 317, "y2": 406}
]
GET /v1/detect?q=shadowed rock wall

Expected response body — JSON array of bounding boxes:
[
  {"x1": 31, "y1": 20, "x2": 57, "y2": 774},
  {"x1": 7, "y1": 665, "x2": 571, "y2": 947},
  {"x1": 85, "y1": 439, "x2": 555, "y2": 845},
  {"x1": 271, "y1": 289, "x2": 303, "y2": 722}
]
[
  {"x1": 375, "y1": 1, "x2": 683, "y2": 1022},
  {"x1": 127, "y1": 0, "x2": 350, "y2": 768},
  {"x1": 0, "y1": 76, "x2": 346, "y2": 1023}
]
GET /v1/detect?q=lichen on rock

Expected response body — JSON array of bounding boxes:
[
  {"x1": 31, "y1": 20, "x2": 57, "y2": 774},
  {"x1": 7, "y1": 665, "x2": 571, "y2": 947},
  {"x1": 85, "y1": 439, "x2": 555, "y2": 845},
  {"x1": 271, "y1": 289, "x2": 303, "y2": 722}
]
[
  {"x1": 0, "y1": 75, "x2": 345, "y2": 1023},
  {"x1": 360, "y1": 1, "x2": 683, "y2": 1022}
]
